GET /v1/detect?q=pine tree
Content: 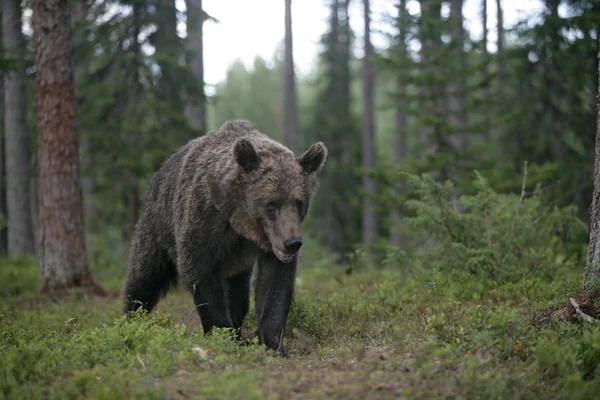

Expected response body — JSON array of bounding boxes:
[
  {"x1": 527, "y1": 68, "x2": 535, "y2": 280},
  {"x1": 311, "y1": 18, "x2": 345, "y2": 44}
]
[
  {"x1": 389, "y1": 0, "x2": 409, "y2": 245},
  {"x1": 362, "y1": 0, "x2": 379, "y2": 259},
  {"x1": 308, "y1": 0, "x2": 361, "y2": 258},
  {"x1": 185, "y1": 0, "x2": 207, "y2": 133},
  {"x1": 583, "y1": 36, "x2": 600, "y2": 288},
  {"x1": 3, "y1": 0, "x2": 35, "y2": 256},
  {"x1": 283, "y1": 0, "x2": 299, "y2": 154},
  {"x1": 32, "y1": 0, "x2": 105, "y2": 295},
  {"x1": 0, "y1": 7, "x2": 6, "y2": 254}
]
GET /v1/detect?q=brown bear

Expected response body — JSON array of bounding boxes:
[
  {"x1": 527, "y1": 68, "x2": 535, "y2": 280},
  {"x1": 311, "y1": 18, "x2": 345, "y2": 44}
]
[{"x1": 122, "y1": 119, "x2": 327, "y2": 356}]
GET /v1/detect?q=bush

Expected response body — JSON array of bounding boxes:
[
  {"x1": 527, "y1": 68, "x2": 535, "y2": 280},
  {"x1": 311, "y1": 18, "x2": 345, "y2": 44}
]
[{"x1": 391, "y1": 171, "x2": 586, "y2": 284}]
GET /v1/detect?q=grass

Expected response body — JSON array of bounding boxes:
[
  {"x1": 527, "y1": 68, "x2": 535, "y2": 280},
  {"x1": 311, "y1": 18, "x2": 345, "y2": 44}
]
[{"x1": 1, "y1": 251, "x2": 600, "y2": 399}]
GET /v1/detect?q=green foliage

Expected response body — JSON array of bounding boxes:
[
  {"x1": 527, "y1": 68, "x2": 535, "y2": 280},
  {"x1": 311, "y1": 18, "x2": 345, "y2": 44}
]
[
  {"x1": 302, "y1": 0, "x2": 362, "y2": 258},
  {"x1": 208, "y1": 56, "x2": 283, "y2": 140},
  {"x1": 398, "y1": 171, "x2": 586, "y2": 283},
  {"x1": 0, "y1": 257, "x2": 38, "y2": 299},
  {"x1": 1, "y1": 248, "x2": 600, "y2": 398},
  {"x1": 501, "y1": 0, "x2": 600, "y2": 218}
]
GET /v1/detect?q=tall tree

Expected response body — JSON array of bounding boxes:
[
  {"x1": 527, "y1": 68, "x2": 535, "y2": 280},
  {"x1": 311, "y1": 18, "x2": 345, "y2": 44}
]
[
  {"x1": 418, "y1": 0, "x2": 443, "y2": 157},
  {"x1": 0, "y1": 7, "x2": 6, "y2": 254},
  {"x1": 496, "y1": 0, "x2": 504, "y2": 103},
  {"x1": 446, "y1": 0, "x2": 468, "y2": 191},
  {"x1": 125, "y1": 0, "x2": 144, "y2": 239},
  {"x1": 481, "y1": 0, "x2": 489, "y2": 140},
  {"x1": 309, "y1": 0, "x2": 361, "y2": 258},
  {"x1": 362, "y1": 0, "x2": 378, "y2": 256},
  {"x1": 73, "y1": 0, "x2": 95, "y2": 229},
  {"x1": 32, "y1": 0, "x2": 105, "y2": 295},
  {"x1": 447, "y1": 0, "x2": 467, "y2": 176},
  {"x1": 389, "y1": 0, "x2": 408, "y2": 245},
  {"x1": 584, "y1": 37, "x2": 600, "y2": 288},
  {"x1": 185, "y1": 0, "x2": 207, "y2": 133},
  {"x1": 283, "y1": 0, "x2": 299, "y2": 154},
  {"x1": 3, "y1": 0, "x2": 35, "y2": 256}
]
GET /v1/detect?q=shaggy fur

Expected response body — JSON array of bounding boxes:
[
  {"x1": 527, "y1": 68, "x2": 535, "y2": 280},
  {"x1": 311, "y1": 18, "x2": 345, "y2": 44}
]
[{"x1": 122, "y1": 119, "x2": 327, "y2": 356}]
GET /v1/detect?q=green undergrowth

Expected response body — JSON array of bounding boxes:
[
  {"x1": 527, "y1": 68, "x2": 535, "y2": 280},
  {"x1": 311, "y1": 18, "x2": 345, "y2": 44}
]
[{"x1": 1, "y1": 256, "x2": 599, "y2": 399}]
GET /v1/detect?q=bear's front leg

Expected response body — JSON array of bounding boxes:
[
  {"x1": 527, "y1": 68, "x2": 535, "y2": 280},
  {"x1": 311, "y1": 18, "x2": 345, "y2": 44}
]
[
  {"x1": 180, "y1": 246, "x2": 235, "y2": 335},
  {"x1": 254, "y1": 252, "x2": 297, "y2": 357}
]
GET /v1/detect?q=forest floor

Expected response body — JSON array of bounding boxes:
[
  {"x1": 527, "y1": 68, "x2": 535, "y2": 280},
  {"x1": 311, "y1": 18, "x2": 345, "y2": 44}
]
[{"x1": 2, "y1": 255, "x2": 600, "y2": 399}]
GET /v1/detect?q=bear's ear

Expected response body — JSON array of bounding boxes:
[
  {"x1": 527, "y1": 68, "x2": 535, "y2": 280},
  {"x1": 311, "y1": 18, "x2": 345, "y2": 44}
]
[
  {"x1": 234, "y1": 138, "x2": 260, "y2": 172},
  {"x1": 298, "y1": 142, "x2": 327, "y2": 175}
]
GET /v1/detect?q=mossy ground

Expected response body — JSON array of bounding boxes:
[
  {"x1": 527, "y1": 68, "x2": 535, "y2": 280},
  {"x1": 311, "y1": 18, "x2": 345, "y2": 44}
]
[{"x1": 1, "y1": 251, "x2": 600, "y2": 399}]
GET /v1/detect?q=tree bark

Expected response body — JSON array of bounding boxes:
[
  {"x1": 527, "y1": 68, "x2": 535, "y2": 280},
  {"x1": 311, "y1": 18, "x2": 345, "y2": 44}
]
[
  {"x1": 390, "y1": 0, "x2": 407, "y2": 246},
  {"x1": 481, "y1": 0, "x2": 490, "y2": 141},
  {"x1": 32, "y1": 0, "x2": 105, "y2": 295},
  {"x1": 496, "y1": 0, "x2": 504, "y2": 105},
  {"x1": 185, "y1": 0, "x2": 207, "y2": 133},
  {"x1": 73, "y1": 0, "x2": 95, "y2": 230},
  {"x1": 362, "y1": 0, "x2": 379, "y2": 259},
  {"x1": 3, "y1": 0, "x2": 35, "y2": 256},
  {"x1": 283, "y1": 0, "x2": 299, "y2": 154},
  {"x1": 0, "y1": 26, "x2": 7, "y2": 254},
  {"x1": 419, "y1": 0, "x2": 443, "y2": 156},
  {"x1": 583, "y1": 37, "x2": 600, "y2": 288},
  {"x1": 448, "y1": 0, "x2": 467, "y2": 153}
]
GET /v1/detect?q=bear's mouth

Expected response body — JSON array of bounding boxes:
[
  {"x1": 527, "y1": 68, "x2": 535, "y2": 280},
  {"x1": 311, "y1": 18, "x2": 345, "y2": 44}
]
[
  {"x1": 272, "y1": 245, "x2": 295, "y2": 263},
  {"x1": 264, "y1": 231, "x2": 296, "y2": 263}
]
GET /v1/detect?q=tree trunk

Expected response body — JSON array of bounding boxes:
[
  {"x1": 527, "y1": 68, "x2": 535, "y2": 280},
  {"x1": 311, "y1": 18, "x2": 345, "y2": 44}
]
[
  {"x1": 496, "y1": 0, "x2": 504, "y2": 105},
  {"x1": 583, "y1": 37, "x2": 600, "y2": 288},
  {"x1": 184, "y1": 0, "x2": 207, "y2": 133},
  {"x1": 73, "y1": 0, "x2": 95, "y2": 230},
  {"x1": 32, "y1": 0, "x2": 105, "y2": 295},
  {"x1": 390, "y1": 0, "x2": 407, "y2": 246},
  {"x1": 0, "y1": 32, "x2": 7, "y2": 254},
  {"x1": 419, "y1": 0, "x2": 443, "y2": 157},
  {"x1": 283, "y1": 0, "x2": 299, "y2": 154},
  {"x1": 3, "y1": 0, "x2": 35, "y2": 256},
  {"x1": 362, "y1": 0, "x2": 379, "y2": 260},
  {"x1": 448, "y1": 0, "x2": 467, "y2": 153},
  {"x1": 481, "y1": 0, "x2": 489, "y2": 141}
]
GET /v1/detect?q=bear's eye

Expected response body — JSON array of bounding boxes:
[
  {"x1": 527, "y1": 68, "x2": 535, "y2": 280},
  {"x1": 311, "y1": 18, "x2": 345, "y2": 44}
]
[{"x1": 265, "y1": 202, "x2": 277, "y2": 213}]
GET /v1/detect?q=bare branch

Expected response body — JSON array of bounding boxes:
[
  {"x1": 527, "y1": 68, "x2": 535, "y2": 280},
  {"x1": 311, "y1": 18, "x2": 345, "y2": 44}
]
[
  {"x1": 570, "y1": 297, "x2": 596, "y2": 323},
  {"x1": 136, "y1": 354, "x2": 146, "y2": 369}
]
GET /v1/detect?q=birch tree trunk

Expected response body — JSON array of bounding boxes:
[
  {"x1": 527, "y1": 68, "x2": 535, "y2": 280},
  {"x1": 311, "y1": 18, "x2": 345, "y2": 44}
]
[
  {"x1": 3, "y1": 0, "x2": 35, "y2": 256},
  {"x1": 32, "y1": 0, "x2": 105, "y2": 295}
]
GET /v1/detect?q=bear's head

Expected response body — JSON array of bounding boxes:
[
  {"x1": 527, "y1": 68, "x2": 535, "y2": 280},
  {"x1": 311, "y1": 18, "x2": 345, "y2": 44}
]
[{"x1": 231, "y1": 137, "x2": 327, "y2": 263}]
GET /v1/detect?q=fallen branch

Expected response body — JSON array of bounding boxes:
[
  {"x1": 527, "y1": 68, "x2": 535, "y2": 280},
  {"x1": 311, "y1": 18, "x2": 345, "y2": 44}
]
[{"x1": 569, "y1": 297, "x2": 596, "y2": 323}]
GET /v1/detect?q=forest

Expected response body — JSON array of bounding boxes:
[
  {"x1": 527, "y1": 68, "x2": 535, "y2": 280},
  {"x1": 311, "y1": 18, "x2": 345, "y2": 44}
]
[{"x1": 2, "y1": 0, "x2": 600, "y2": 398}]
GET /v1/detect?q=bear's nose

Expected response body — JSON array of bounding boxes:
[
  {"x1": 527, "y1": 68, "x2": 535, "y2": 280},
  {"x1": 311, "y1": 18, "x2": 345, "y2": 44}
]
[{"x1": 284, "y1": 237, "x2": 303, "y2": 253}]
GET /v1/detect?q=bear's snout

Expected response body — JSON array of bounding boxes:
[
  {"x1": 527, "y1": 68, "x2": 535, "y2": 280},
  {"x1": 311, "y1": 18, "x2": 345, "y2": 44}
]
[{"x1": 283, "y1": 236, "x2": 303, "y2": 253}]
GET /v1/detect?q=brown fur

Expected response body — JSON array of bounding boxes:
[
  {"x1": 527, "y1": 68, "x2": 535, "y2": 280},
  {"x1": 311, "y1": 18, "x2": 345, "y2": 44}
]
[{"x1": 122, "y1": 119, "x2": 327, "y2": 356}]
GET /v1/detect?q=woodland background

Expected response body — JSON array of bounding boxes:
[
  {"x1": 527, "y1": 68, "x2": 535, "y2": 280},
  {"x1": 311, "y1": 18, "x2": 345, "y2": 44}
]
[{"x1": 2, "y1": 0, "x2": 600, "y2": 398}]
